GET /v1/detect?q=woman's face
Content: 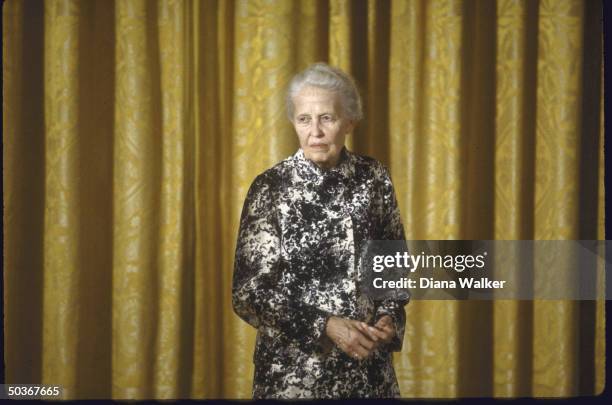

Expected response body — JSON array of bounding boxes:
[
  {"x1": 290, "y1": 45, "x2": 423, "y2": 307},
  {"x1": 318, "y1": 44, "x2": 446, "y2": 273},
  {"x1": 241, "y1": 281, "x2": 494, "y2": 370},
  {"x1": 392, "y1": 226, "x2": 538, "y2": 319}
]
[{"x1": 292, "y1": 85, "x2": 354, "y2": 169}]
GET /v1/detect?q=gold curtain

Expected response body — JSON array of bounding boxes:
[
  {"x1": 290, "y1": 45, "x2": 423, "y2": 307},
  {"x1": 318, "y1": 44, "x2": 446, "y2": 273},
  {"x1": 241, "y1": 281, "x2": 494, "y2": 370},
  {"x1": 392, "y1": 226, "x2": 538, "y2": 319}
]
[{"x1": 3, "y1": 0, "x2": 604, "y2": 399}]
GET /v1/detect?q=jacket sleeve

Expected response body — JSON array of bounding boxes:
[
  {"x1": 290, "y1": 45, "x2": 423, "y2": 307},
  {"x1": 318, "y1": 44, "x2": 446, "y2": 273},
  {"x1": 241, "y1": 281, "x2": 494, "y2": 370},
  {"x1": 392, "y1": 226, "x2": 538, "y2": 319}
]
[
  {"x1": 373, "y1": 164, "x2": 410, "y2": 352},
  {"x1": 232, "y1": 173, "x2": 333, "y2": 351}
]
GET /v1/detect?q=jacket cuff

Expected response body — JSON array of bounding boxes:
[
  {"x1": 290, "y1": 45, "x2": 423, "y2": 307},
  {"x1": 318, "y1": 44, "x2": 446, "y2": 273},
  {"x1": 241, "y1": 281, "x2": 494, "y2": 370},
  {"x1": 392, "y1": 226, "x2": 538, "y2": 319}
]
[{"x1": 374, "y1": 308, "x2": 404, "y2": 352}]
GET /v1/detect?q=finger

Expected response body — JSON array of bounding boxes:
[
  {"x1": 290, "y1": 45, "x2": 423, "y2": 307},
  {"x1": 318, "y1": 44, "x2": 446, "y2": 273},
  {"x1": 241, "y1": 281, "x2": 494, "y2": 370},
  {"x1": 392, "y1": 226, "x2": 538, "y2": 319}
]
[
  {"x1": 345, "y1": 325, "x2": 374, "y2": 350},
  {"x1": 364, "y1": 324, "x2": 388, "y2": 341},
  {"x1": 354, "y1": 331, "x2": 380, "y2": 354},
  {"x1": 334, "y1": 322, "x2": 375, "y2": 358},
  {"x1": 350, "y1": 327, "x2": 375, "y2": 350},
  {"x1": 356, "y1": 322, "x2": 380, "y2": 342},
  {"x1": 345, "y1": 326, "x2": 377, "y2": 354},
  {"x1": 336, "y1": 336, "x2": 348, "y2": 352},
  {"x1": 354, "y1": 345, "x2": 370, "y2": 360},
  {"x1": 368, "y1": 325, "x2": 395, "y2": 344},
  {"x1": 357, "y1": 335, "x2": 375, "y2": 351},
  {"x1": 358, "y1": 340, "x2": 378, "y2": 357},
  {"x1": 376, "y1": 323, "x2": 394, "y2": 335},
  {"x1": 375, "y1": 315, "x2": 392, "y2": 328},
  {"x1": 378, "y1": 332, "x2": 393, "y2": 344},
  {"x1": 378, "y1": 323, "x2": 396, "y2": 340},
  {"x1": 344, "y1": 344, "x2": 367, "y2": 360},
  {"x1": 376, "y1": 319, "x2": 395, "y2": 334},
  {"x1": 350, "y1": 351, "x2": 363, "y2": 361}
]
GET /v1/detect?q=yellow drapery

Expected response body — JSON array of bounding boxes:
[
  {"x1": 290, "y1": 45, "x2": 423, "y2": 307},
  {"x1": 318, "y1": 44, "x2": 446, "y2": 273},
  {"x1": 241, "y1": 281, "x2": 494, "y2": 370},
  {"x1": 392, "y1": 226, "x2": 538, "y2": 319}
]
[{"x1": 3, "y1": 0, "x2": 604, "y2": 399}]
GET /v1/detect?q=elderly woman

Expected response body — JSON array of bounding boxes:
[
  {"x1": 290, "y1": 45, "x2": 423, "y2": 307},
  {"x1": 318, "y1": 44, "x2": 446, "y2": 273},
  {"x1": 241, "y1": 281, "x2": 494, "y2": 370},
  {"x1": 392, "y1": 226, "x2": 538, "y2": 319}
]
[{"x1": 232, "y1": 62, "x2": 409, "y2": 399}]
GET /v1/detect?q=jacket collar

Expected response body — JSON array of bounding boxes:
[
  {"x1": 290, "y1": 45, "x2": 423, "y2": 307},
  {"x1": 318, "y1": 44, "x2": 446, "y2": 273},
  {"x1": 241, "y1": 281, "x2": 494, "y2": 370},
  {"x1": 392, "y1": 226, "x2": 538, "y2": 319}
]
[{"x1": 292, "y1": 146, "x2": 355, "y2": 185}]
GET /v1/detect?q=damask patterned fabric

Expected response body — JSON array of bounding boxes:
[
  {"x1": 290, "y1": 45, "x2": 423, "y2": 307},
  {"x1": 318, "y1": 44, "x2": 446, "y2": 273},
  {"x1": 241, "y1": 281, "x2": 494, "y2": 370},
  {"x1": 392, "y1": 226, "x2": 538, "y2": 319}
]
[{"x1": 232, "y1": 147, "x2": 409, "y2": 399}]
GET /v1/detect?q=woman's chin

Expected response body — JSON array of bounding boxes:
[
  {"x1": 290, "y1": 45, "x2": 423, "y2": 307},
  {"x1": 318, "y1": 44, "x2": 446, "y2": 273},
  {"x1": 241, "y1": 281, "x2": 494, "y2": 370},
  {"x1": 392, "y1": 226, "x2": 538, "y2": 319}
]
[
  {"x1": 311, "y1": 157, "x2": 332, "y2": 169},
  {"x1": 307, "y1": 152, "x2": 337, "y2": 168}
]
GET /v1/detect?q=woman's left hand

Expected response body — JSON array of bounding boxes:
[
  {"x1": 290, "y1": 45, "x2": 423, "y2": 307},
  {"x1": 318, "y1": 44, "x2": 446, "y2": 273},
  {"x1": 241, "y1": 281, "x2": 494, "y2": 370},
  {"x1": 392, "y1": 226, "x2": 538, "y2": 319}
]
[{"x1": 357, "y1": 315, "x2": 395, "y2": 347}]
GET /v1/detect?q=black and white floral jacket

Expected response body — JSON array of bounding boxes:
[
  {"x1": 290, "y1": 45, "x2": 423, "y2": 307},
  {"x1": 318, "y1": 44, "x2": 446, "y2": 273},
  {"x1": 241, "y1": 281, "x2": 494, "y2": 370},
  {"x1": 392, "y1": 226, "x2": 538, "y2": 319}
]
[{"x1": 232, "y1": 147, "x2": 409, "y2": 399}]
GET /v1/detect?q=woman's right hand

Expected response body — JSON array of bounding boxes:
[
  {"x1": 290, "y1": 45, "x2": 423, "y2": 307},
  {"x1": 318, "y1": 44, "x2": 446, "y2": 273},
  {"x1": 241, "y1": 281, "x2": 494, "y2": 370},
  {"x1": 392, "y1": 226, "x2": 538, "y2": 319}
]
[{"x1": 324, "y1": 316, "x2": 377, "y2": 361}]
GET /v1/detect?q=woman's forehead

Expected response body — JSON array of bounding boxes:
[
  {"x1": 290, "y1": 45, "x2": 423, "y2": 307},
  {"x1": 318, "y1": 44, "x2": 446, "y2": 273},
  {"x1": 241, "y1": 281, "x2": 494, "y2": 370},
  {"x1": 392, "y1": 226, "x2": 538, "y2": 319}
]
[{"x1": 293, "y1": 86, "x2": 342, "y2": 112}]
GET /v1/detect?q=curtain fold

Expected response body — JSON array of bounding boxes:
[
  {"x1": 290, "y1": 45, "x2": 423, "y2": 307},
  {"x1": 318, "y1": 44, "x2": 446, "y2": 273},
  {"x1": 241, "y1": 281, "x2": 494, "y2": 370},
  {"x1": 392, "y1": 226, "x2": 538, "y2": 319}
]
[{"x1": 3, "y1": 0, "x2": 604, "y2": 399}]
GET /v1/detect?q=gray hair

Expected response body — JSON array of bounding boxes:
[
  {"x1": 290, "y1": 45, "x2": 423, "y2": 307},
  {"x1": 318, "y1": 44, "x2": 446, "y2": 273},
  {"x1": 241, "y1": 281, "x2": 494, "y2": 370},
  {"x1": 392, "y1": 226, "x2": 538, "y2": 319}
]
[{"x1": 285, "y1": 62, "x2": 363, "y2": 122}]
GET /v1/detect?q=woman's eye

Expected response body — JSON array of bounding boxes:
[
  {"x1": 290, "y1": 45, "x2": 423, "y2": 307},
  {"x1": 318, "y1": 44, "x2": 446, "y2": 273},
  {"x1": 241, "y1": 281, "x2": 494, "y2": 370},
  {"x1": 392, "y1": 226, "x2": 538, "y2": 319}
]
[
  {"x1": 321, "y1": 115, "x2": 332, "y2": 122},
  {"x1": 298, "y1": 116, "x2": 310, "y2": 124}
]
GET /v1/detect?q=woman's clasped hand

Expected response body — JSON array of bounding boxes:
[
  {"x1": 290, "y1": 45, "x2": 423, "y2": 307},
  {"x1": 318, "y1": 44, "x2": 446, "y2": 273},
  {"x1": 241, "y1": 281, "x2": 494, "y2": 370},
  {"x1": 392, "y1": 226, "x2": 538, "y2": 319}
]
[{"x1": 325, "y1": 315, "x2": 396, "y2": 360}]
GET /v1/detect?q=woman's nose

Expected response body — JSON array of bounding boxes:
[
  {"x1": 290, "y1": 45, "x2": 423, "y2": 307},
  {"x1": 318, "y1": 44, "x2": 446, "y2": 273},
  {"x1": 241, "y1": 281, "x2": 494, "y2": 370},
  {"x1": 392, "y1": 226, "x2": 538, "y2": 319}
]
[{"x1": 311, "y1": 119, "x2": 324, "y2": 137}]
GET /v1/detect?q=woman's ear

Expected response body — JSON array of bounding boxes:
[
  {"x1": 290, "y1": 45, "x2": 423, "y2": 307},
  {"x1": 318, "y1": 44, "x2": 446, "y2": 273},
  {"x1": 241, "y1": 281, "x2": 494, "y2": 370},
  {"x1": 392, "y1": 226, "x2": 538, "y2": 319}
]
[{"x1": 345, "y1": 119, "x2": 355, "y2": 134}]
